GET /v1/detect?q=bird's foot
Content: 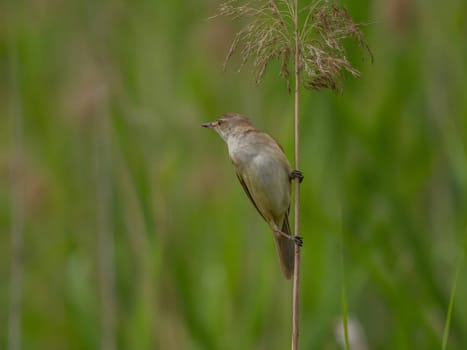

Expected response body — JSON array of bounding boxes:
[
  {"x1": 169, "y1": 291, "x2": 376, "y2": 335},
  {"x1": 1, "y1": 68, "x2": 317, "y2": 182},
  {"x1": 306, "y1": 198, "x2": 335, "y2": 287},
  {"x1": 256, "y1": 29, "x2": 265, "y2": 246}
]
[
  {"x1": 293, "y1": 235, "x2": 303, "y2": 247},
  {"x1": 274, "y1": 230, "x2": 303, "y2": 247},
  {"x1": 290, "y1": 169, "x2": 304, "y2": 183}
]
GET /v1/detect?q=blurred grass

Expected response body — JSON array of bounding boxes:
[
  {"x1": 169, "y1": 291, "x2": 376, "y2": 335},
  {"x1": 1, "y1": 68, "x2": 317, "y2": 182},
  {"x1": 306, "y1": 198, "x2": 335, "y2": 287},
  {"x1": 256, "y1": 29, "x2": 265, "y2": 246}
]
[{"x1": 1, "y1": 0, "x2": 467, "y2": 349}]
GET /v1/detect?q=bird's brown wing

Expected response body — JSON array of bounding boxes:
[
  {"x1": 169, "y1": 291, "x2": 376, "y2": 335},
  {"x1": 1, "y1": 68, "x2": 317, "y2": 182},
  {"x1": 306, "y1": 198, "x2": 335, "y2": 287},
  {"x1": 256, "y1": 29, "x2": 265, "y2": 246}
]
[
  {"x1": 236, "y1": 172, "x2": 295, "y2": 279},
  {"x1": 235, "y1": 172, "x2": 267, "y2": 222},
  {"x1": 282, "y1": 208, "x2": 292, "y2": 235}
]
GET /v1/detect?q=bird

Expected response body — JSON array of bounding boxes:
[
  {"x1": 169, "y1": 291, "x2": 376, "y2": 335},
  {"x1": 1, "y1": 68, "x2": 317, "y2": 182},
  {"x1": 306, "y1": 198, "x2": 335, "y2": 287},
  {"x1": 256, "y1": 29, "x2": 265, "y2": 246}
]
[{"x1": 202, "y1": 113, "x2": 303, "y2": 279}]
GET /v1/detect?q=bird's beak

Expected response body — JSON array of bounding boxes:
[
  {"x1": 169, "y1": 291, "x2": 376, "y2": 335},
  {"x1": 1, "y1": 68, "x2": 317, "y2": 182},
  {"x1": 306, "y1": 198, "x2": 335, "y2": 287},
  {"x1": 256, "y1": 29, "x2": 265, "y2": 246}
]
[{"x1": 201, "y1": 121, "x2": 217, "y2": 129}]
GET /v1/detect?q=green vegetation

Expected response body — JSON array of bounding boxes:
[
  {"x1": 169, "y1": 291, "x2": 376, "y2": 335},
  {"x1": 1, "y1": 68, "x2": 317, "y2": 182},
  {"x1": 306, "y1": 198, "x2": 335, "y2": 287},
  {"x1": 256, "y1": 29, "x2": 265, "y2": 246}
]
[{"x1": 1, "y1": 0, "x2": 466, "y2": 349}]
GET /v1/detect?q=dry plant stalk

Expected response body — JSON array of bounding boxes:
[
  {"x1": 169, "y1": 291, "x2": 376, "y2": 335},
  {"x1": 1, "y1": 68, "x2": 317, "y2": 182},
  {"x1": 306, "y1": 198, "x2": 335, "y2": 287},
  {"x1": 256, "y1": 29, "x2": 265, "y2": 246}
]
[{"x1": 215, "y1": 0, "x2": 372, "y2": 92}]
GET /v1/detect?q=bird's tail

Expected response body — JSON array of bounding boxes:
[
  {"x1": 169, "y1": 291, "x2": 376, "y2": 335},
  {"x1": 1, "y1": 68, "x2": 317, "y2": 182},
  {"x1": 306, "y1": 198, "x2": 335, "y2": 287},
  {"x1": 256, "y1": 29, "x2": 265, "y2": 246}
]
[{"x1": 273, "y1": 214, "x2": 295, "y2": 279}]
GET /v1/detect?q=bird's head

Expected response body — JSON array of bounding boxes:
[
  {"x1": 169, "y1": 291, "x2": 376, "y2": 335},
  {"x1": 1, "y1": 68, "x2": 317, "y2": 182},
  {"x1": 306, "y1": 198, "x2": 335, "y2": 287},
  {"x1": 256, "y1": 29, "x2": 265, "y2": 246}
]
[{"x1": 202, "y1": 113, "x2": 255, "y2": 142}]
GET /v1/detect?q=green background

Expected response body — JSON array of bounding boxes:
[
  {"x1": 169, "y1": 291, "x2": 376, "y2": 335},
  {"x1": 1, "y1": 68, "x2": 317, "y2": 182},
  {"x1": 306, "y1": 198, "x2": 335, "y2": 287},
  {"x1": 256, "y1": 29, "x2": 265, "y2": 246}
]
[{"x1": 1, "y1": 0, "x2": 466, "y2": 349}]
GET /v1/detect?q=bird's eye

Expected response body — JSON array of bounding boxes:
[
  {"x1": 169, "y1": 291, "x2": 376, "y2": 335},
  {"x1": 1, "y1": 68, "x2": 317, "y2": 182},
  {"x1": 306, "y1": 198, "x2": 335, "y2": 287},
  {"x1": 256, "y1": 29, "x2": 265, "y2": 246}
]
[{"x1": 218, "y1": 119, "x2": 224, "y2": 125}]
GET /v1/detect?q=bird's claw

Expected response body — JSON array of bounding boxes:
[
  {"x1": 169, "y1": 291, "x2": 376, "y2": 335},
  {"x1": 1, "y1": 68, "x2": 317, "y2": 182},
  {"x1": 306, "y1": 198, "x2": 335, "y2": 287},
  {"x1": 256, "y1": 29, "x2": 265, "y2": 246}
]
[
  {"x1": 290, "y1": 170, "x2": 304, "y2": 183},
  {"x1": 293, "y1": 235, "x2": 303, "y2": 247}
]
